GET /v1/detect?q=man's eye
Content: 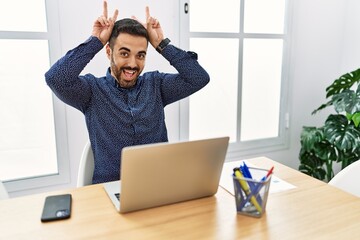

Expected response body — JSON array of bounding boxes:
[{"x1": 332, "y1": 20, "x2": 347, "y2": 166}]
[
  {"x1": 120, "y1": 52, "x2": 129, "y2": 57},
  {"x1": 137, "y1": 54, "x2": 146, "y2": 59}
]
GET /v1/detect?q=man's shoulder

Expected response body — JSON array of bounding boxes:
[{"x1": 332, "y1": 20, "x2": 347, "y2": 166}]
[
  {"x1": 141, "y1": 70, "x2": 163, "y2": 80},
  {"x1": 81, "y1": 74, "x2": 108, "y2": 86}
]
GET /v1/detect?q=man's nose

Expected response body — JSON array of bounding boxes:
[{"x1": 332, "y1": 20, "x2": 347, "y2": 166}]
[{"x1": 126, "y1": 56, "x2": 137, "y2": 67}]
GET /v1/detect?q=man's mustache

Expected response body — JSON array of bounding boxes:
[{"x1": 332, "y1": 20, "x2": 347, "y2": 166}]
[{"x1": 120, "y1": 66, "x2": 140, "y2": 72}]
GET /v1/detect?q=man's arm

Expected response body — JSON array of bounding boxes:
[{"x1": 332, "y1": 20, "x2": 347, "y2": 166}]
[
  {"x1": 45, "y1": 37, "x2": 104, "y2": 111},
  {"x1": 158, "y1": 44, "x2": 210, "y2": 106},
  {"x1": 45, "y1": 1, "x2": 118, "y2": 111},
  {"x1": 135, "y1": 7, "x2": 210, "y2": 105}
]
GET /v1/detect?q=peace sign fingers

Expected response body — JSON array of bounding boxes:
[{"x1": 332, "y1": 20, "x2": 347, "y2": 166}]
[
  {"x1": 103, "y1": 0, "x2": 108, "y2": 19},
  {"x1": 92, "y1": 1, "x2": 119, "y2": 45}
]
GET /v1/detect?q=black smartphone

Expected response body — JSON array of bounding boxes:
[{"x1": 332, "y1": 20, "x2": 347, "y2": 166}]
[{"x1": 41, "y1": 194, "x2": 72, "y2": 222}]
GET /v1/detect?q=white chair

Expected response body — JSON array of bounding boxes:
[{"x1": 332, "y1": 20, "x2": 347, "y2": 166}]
[
  {"x1": 328, "y1": 160, "x2": 360, "y2": 197},
  {"x1": 0, "y1": 180, "x2": 9, "y2": 200},
  {"x1": 77, "y1": 141, "x2": 94, "y2": 187}
]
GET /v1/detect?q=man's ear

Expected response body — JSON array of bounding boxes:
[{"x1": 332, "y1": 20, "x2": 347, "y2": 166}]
[{"x1": 106, "y1": 44, "x2": 112, "y2": 60}]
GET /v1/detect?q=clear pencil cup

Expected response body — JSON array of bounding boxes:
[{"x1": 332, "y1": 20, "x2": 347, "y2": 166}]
[{"x1": 232, "y1": 167, "x2": 272, "y2": 218}]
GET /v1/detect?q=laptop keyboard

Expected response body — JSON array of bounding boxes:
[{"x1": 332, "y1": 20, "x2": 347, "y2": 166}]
[{"x1": 115, "y1": 193, "x2": 120, "y2": 201}]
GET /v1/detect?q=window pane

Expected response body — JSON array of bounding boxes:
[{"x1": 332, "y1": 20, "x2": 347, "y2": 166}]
[
  {"x1": 189, "y1": 38, "x2": 239, "y2": 142},
  {"x1": 0, "y1": 39, "x2": 57, "y2": 181},
  {"x1": 244, "y1": 0, "x2": 286, "y2": 34},
  {"x1": 0, "y1": 0, "x2": 47, "y2": 32},
  {"x1": 190, "y1": 0, "x2": 240, "y2": 33},
  {"x1": 240, "y1": 39, "x2": 283, "y2": 141}
]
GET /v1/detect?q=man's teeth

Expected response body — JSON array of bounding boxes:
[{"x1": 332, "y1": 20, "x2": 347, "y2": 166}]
[{"x1": 124, "y1": 70, "x2": 135, "y2": 74}]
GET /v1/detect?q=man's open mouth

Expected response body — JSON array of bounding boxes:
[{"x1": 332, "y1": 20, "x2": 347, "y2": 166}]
[{"x1": 123, "y1": 69, "x2": 136, "y2": 80}]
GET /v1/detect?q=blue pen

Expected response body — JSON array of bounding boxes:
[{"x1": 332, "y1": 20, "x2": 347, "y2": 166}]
[
  {"x1": 241, "y1": 163, "x2": 262, "y2": 205},
  {"x1": 239, "y1": 166, "x2": 274, "y2": 210},
  {"x1": 238, "y1": 163, "x2": 265, "y2": 209},
  {"x1": 233, "y1": 168, "x2": 262, "y2": 213},
  {"x1": 240, "y1": 164, "x2": 255, "y2": 190},
  {"x1": 242, "y1": 162, "x2": 252, "y2": 178}
]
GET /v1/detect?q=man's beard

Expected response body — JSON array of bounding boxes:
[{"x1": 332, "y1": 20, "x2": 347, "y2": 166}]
[{"x1": 110, "y1": 58, "x2": 140, "y2": 89}]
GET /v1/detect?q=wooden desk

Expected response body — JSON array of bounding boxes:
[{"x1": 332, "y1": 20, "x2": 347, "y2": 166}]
[{"x1": 2, "y1": 157, "x2": 360, "y2": 239}]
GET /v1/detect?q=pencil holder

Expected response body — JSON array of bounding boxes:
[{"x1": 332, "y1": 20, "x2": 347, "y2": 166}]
[{"x1": 232, "y1": 167, "x2": 272, "y2": 218}]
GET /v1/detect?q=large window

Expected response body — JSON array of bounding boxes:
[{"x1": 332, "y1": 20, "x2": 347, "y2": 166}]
[
  {"x1": 180, "y1": 0, "x2": 291, "y2": 158},
  {"x1": 0, "y1": 0, "x2": 69, "y2": 193}
]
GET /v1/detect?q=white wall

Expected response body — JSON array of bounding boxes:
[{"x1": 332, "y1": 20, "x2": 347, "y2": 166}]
[
  {"x1": 11, "y1": 0, "x2": 360, "y2": 196},
  {"x1": 341, "y1": 0, "x2": 360, "y2": 71}
]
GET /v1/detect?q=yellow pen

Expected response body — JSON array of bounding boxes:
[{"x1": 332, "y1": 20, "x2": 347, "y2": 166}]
[{"x1": 234, "y1": 168, "x2": 262, "y2": 213}]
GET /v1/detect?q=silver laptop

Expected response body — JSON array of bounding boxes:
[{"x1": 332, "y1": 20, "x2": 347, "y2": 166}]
[{"x1": 103, "y1": 136, "x2": 229, "y2": 213}]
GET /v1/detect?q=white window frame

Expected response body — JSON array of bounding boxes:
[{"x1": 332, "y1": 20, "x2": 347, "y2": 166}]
[
  {"x1": 2, "y1": 0, "x2": 70, "y2": 193},
  {"x1": 179, "y1": 0, "x2": 293, "y2": 160}
]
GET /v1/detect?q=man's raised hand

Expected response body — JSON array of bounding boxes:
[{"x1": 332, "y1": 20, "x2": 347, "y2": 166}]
[
  {"x1": 92, "y1": 1, "x2": 119, "y2": 45},
  {"x1": 132, "y1": 6, "x2": 164, "y2": 49}
]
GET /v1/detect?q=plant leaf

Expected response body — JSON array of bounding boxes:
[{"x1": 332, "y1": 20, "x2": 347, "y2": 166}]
[
  {"x1": 337, "y1": 149, "x2": 360, "y2": 167},
  {"x1": 352, "y1": 112, "x2": 360, "y2": 127},
  {"x1": 346, "y1": 112, "x2": 353, "y2": 121},
  {"x1": 313, "y1": 140, "x2": 337, "y2": 161},
  {"x1": 332, "y1": 88, "x2": 360, "y2": 114},
  {"x1": 325, "y1": 68, "x2": 360, "y2": 98},
  {"x1": 300, "y1": 126, "x2": 324, "y2": 151},
  {"x1": 299, "y1": 149, "x2": 326, "y2": 180},
  {"x1": 313, "y1": 69, "x2": 360, "y2": 114},
  {"x1": 324, "y1": 114, "x2": 360, "y2": 150},
  {"x1": 312, "y1": 101, "x2": 333, "y2": 115}
]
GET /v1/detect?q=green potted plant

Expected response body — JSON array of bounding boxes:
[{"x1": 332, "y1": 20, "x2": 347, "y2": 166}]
[{"x1": 299, "y1": 68, "x2": 360, "y2": 182}]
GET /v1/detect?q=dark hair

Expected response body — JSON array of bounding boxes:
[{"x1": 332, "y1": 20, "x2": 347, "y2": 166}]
[{"x1": 108, "y1": 18, "x2": 149, "y2": 49}]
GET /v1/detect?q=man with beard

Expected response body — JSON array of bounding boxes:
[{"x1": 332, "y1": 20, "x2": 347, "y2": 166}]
[{"x1": 45, "y1": 1, "x2": 209, "y2": 184}]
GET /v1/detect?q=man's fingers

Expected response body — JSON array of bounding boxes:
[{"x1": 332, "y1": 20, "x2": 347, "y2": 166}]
[
  {"x1": 103, "y1": 1, "x2": 107, "y2": 18},
  {"x1": 112, "y1": 9, "x2": 119, "y2": 22},
  {"x1": 145, "y1": 6, "x2": 150, "y2": 21},
  {"x1": 99, "y1": 1, "x2": 117, "y2": 26},
  {"x1": 97, "y1": 16, "x2": 108, "y2": 26}
]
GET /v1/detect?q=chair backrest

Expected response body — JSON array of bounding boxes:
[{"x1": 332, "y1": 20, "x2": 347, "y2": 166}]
[
  {"x1": 77, "y1": 141, "x2": 94, "y2": 187},
  {"x1": 0, "y1": 180, "x2": 9, "y2": 200},
  {"x1": 328, "y1": 160, "x2": 360, "y2": 197}
]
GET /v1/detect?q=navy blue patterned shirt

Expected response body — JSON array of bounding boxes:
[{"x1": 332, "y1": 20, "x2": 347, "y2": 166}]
[{"x1": 45, "y1": 36, "x2": 209, "y2": 184}]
